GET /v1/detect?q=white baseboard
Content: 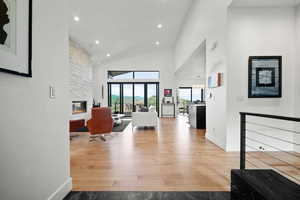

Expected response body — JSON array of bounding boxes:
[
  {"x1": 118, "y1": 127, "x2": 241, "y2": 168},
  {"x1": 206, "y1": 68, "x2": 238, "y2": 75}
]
[
  {"x1": 205, "y1": 132, "x2": 226, "y2": 151},
  {"x1": 47, "y1": 177, "x2": 72, "y2": 200}
]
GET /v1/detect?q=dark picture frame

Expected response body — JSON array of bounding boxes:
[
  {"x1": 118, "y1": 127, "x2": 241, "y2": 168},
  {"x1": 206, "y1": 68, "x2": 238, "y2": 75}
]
[
  {"x1": 248, "y1": 56, "x2": 282, "y2": 98},
  {"x1": 0, "y1": 0, "x2": 32, "y2": 77}
]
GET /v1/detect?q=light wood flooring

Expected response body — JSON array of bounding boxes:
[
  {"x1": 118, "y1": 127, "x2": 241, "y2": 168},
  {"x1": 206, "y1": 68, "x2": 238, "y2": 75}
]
[
  {"x1": 246, "y1": 151, "x2": 300, "y2": 184},
  {"x1": 70, "y1": 116, "x2": 240, "y2": 191}
]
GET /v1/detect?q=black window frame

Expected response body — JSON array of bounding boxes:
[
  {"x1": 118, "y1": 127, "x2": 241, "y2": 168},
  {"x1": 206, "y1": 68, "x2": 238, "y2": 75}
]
[
  {"x1": 178, "y1": 87, "x2": 205, "y2": 102},
  {"x1": 108, "y1": 82, "x2": 160, "y2": 116},
  {"x1": 108, "y1": 70, "x2": 160, "y2": 80}
]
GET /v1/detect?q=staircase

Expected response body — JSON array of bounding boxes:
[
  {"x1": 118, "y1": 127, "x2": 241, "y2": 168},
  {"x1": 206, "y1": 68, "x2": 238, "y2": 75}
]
[
  {"x1": 232, "y1": 112, "x2": 300, "y2": 200},
  {"x1": 231, "y1": 169, "x2": 300, "y2": 200}
]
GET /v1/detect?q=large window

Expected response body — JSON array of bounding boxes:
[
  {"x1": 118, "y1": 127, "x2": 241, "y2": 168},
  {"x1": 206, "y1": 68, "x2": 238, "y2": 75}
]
[
  {"x1": 134, "y1": 71, "x2": 160, "y2": 79},
  {"x1": 108, "y1": 71, "x2": 134, "y2": 80},
  {"x1": 178, "y1": 88, "x2": 192, "y2": 114},
  {"x1": 123, "y1": 84, "x2": 133, "y2": 114},
  {"x1": 134, "y1": 84, "x2": 145, "y2": 109},
  {"x1": 147, "y1": 84, "x2": 158, "y2": 108},
  {"x1": 178, "y1": 87, "x2": 205, "y2": 114},
  {"x1": 109, "y1": 84, "x2": 121, "y2": 113},
  {"x1": 108, "y1": 71, "x2": 159, "y2": 80},
  {"x1": 108, "y1": 82, "x2": 159, "y2": 116},
  {"x1": 192, "y1": 88, "x2": 203, "y2": 102}
]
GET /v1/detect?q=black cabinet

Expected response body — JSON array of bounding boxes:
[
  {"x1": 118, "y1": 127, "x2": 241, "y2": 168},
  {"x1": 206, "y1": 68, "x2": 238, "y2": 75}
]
[
  {"x1": 196, "y1": 106, "x2": 206, "y2": 129},
  {"x1": 188, "y1": 105, "x2": 206, "y2": 129}
]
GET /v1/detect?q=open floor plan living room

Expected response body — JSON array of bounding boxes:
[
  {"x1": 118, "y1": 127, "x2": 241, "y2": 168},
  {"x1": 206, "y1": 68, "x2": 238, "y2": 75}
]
[{"x1": 1, "y1": 0, "x2": 300, "y2": 200}]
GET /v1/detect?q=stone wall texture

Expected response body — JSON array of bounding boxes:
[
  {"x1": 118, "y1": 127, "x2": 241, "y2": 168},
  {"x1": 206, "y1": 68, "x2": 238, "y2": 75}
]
[{"x1": 69, "y1": 39, "x2": 93, "y2": 120}]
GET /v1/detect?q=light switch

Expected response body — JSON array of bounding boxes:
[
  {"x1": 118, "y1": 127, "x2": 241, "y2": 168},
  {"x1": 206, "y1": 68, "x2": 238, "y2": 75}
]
[{"x1": 49, "y1": 86, "x2": 55, "y2": 99}]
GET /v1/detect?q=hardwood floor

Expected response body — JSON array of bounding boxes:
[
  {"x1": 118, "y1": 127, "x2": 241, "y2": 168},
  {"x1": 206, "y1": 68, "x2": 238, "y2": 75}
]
[
  {"x1": 70, "y1": 116, "x2": 240, "y2": 191},
  {"x1": 70, "y1": 116, "x2": 300, "y2": 191},
  {"x1": 246, "y1": 151, "x2": 300, "y2": 184}
]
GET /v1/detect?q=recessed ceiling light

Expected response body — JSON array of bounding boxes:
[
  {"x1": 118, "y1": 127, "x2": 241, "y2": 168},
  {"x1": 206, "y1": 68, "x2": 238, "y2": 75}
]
[
  {"x1": 95, "y1": 40, "x2": 100, "y2": 45},
  {"x1": 106, "y1": 53, "x2": 111, "y2": 57},
  {"x1": 157, "y1": 24, "x2": 163, "y2": 29},
  {"x1": 73, "y1": 16, "x2": 80, "y2": 22},
  {"x1": 155, "y1": 41, "x2": 160, "y2": 46}
]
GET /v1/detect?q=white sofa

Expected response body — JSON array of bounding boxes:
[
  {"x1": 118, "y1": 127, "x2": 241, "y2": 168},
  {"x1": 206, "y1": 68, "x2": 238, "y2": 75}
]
[{"x1": 132, "y1": 111, "x2": 158, "y2": 129}]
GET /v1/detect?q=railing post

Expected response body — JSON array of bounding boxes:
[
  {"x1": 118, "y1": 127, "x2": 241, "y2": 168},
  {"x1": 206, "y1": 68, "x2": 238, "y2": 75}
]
[{"x1": 240, "y1": 113, "x2": 246, "y2": 170}]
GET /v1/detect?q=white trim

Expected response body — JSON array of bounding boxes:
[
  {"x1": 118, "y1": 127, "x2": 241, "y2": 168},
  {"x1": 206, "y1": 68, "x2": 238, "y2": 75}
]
[
  {"x1": 47, "y1": 177, "x2": 72, "y2": 200},
  {"x1": 205, "y1": 132, "x2": 226, "y2": 151}
]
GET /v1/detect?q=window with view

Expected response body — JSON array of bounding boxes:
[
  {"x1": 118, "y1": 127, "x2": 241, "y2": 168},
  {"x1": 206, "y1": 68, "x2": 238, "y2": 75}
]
[
  {"x1": 178, "y1": 87, "x2": 205, "y2": 114},
  {"x1": 108, "y1": 83, "x2": 159, "y2": 116},
  {"x1": 108, "y1": 71, "x2": 134, "y2": 80},
  {"x1": 108, "y1": 71, "x2": 159, "y2": 80},
  {"x1": 134, "y1": 71, "x2": 159, "y2": 79}
]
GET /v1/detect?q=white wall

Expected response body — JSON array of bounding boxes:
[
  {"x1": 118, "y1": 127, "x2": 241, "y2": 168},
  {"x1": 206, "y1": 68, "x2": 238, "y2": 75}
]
[
  {"x1": 294, "y1": 5, "x2": 300, "y2": 153},
  {"x1": 174, "y1": 0, "x2": 232, "y2": 71},
  {"x1": 174, "y1": 0, "x2": 232, "y2": 149},
  {"x1": 69, "y1": 39, "x2": 93, "y2": 121},
  {"x1": 206, "y1": 35, "x2": 228, "y2": 150},
  {"x1": 0, "y1": 0, "x2": 71, "y2": 199},
  {"x1": 226, "y1": 6, "x2": 296, "y2": 151},
  {"x1": 175, "y1": 41, "x2": 206, "y2": 88},
  {"x1": 171, "y1": 0, "x2": 300, "y2": 152},
  {"x1": 93, "y1": 48, "x2": 176, "y2": 116}
]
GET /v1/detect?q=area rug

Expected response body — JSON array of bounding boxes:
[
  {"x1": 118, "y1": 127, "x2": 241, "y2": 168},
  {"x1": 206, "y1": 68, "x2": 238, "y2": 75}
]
[{"x1": 76, "y1": 120, "x2": 131, "y2": 133}]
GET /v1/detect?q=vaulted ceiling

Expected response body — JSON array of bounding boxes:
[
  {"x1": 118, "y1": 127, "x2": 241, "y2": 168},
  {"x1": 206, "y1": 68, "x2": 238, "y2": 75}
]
[{"x1": 69, "y1": 0, "x2": 193, "y2": 63}]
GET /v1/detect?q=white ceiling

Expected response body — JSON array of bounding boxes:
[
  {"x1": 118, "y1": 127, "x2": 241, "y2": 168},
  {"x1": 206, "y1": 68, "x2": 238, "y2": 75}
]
[
  {"x1": 231, "y1": 0, "x2": 300, "y2": 7},
  {"x1": 69, "y1": 0, "x2": 193, "y2": 63}
]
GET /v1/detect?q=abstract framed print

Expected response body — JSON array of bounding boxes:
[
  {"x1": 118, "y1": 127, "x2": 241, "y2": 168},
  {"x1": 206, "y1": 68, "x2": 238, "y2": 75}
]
[
  {"x1": 164, "y1": 89, "x2": 172, "y2": 97},
  {"x1": 248, "y1": 56, "x2": 282, "y2": 98},
  {"x1": 0, "y1": 0, "x2": 32, "y2": 77}
]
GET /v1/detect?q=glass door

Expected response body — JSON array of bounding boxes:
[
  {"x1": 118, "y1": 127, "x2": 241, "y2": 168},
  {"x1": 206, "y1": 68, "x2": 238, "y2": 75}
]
[
  {"x1": 123, "y1": 84, "x2": 133, "y2": 116},
  {"x1": 192, "y1": 88, "x2": 203, "y2": 102},
  {"x1": 108, "y1": 82, "x2": 159, "y2": 115},
  {"x1": 110, "y1": 84, "x2": 121, "y2": 114},
  {"x1": 134, "y1": 84, "x2": 145, "y2": 111},
  {"x1": 147, "y1": 84, "x2": 158, "y2": 112},
  {"x1": 178, "y1": 87, "x2": 192, "y2": 114}
]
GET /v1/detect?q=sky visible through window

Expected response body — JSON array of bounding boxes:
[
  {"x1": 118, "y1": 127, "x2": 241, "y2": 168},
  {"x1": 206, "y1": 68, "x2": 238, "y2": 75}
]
[
  {"x1": 134, "y1": 84, "x2": 144, "y2": 97},
  {"x1": 108, "y1": 71, "x2": 159, "y2": 80},
  {"x1": 179, "y1": 89, "x2": 191, "y2": 101},
  {"x1": 111, "y1": 84, "x2": 120, "y2": 97},
  {"x1": 147, "y1": 85, "x2": 156, "y2": 97},
  {"x1": 179, "y1": 88, "x2": 202, "y2": 102},
  {"x1": 110, "y1": 72, "x2": 133, "y2": 80},
  {"x1": 135, "y1": 72, "x2": 159, "y2": 79},
  {"x1": 192, "y1": 88, "x2": 202, "y2": 101},
  {"x1": 123, "y1": 85, "x2": 133, "y2": 97}
]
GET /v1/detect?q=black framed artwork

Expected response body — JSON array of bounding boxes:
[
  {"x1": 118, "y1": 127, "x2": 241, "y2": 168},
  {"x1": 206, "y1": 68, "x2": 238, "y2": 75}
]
[
  {"x1": 248, "y1": 56, "x2": 282, "y2": 98},
  {"x1": 0, "y1": 0, "x2": 32, "y2": 77}
]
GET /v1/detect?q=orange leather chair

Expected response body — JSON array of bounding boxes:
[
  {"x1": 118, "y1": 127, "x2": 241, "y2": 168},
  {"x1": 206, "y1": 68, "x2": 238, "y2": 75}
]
[{"x1": 87, "y1": 107, "x2": 113, "y2": 141}]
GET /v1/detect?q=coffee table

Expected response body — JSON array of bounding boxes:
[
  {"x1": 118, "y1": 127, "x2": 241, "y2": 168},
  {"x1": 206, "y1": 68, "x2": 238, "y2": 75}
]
[{"x1": 112, "y1": 114, "x2": 125, "y2": 126}]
